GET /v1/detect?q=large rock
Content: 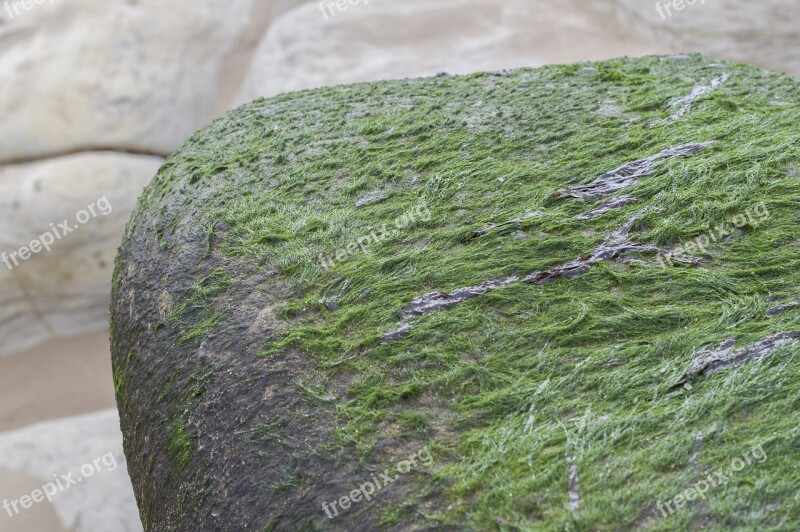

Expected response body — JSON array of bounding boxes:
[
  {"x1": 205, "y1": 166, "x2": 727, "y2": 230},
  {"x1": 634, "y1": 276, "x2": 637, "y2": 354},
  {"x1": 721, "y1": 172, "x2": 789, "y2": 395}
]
[
  {"x1": 113, "y1": 55, "x2": 800, "y2": 529},
  {"x1": 0, "y1": 152, "x2": 162, "y2": 357},
  {"x1": 236, "y1": 0, "x2": 800, "y2": 104}
]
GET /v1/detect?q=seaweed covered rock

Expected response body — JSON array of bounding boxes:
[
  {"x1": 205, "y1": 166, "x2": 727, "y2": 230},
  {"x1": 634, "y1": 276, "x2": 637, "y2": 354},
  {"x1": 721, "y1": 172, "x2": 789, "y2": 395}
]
[{"x1": 111, "y1": 54, "x2": 800, "y2": 530}]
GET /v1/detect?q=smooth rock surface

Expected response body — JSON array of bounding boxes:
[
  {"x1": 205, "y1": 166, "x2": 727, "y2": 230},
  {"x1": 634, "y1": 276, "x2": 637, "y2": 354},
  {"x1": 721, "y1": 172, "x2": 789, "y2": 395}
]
[
  {"x1": 235, "y1": 0, "x2": 669, "y2": 102},
  {"x1": 0, "y1": 468, "x2": 69, "y2": 532},
  {"x1": 0, "y1": 152, "x2": 162, "y2": 358},
  {"x1": 0, "y1": 332, "x2": 116, "y2": 431},
  {"x1": 0, "y1": 409, "x2": 141, "y2": 532},
  {"x1": 601, "y1": 0, "x2": 800, "y2": 76},
  {"x1": 239, "y1": 0, "x2": 800, "y2": 103},
  {"x1": 0, "y1": 0, "x2": 252, "y2": 163}
]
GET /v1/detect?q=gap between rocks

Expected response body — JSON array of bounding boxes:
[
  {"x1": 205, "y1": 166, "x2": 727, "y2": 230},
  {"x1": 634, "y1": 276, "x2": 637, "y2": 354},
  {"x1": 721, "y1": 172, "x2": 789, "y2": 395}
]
[{"x1": 1, "y1": 147, "x2": 169, "y2": 167}]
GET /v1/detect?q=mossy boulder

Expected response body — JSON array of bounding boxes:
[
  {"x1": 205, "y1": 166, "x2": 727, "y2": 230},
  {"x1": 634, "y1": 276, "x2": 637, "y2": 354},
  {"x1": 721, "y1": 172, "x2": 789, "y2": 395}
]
[{"x1": 111, "y1": 54, "x2": 800, "y2": 530}]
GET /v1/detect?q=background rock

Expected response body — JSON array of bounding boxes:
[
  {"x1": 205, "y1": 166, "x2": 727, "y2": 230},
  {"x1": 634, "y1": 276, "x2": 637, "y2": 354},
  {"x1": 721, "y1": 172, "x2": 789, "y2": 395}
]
[
  {"x1": 237, "y1": 0, "x2": 800, "y2": 104},
  {"x1": 0, "y1": 409, "x2": 138, "y2": 532},
  {"x1": 235, "y1": 0, "x2": 665, "y2": 102},
  {"x1": 0, "y1": 152, "x2": 162, "y2": 357},
  {"x1": 603, "y1": 0, "x2": 800, "y2": 77},
  {"x1": 0, "y1": 0, "x2": 249, "y2": 163}
]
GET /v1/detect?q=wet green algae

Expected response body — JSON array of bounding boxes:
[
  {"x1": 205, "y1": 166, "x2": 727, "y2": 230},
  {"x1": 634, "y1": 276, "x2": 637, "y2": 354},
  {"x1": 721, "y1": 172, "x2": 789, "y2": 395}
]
[{"x1": 113, "y1": 54, "x2": 800, "y2": 530}]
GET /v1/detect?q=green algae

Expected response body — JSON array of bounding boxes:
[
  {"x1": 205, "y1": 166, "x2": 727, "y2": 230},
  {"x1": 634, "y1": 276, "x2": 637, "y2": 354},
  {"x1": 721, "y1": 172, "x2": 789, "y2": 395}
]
[
  {"x1": 170, "y1": 268, "x2": 233, "y2": 345},
  {"x1": 117, "y1": 54, "x2": 800, "y2": 530},
  {"x1": 167, "y1": 422, "x2": 193, "y2": 471}
]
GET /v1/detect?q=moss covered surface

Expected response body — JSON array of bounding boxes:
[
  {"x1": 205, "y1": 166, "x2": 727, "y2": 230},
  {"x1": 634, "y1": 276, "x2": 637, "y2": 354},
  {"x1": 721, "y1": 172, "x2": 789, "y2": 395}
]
[{"x1": 111, "y1": 54, "x2": 800, "y2": 530}]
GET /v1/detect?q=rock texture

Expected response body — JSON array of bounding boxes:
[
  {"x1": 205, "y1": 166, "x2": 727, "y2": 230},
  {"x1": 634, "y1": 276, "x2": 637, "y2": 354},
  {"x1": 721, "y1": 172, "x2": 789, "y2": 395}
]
[
  {"x1": 112, "y1": 55, "x2": 800, "y2": 529},
  {"x1": 0, "y1": 0, "x2": 310, "y2": 361}
]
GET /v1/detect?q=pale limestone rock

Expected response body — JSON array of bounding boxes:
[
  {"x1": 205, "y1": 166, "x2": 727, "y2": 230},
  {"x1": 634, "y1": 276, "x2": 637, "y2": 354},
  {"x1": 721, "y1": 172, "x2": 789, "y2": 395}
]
[
  {"x1": 0, "y1": 152, "x2": 162, "y2": 358},
  {"x1": 602, "y1": 0, "x2": 800, "y2": 76},
  {"x1": 235, "y1": 0, "x2": 668, "y2": 102},
  {"x1": 0, "y1": 409, "x2": 141, "y2": 532},
  {"x1": 212, "y1": 0, "x2": 314, "y2": 116},
  {"x1": 0, "y1": 0, "x2": 252, "y2": 163},
  {"x1": 0, "y1": 467, "x2": 70, "y2": 532}
]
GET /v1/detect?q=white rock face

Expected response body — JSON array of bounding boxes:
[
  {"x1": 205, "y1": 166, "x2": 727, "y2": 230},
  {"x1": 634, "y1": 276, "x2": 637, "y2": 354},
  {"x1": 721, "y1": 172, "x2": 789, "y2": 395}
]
[
  {"x1": 0, "y1": 409, "x2": 141, "y2": 532},
  {"x1": 235, "y1": 0, "x2": 668, "y2": 102},
  {"x1": 600, "y1": 0, "x2": 800, "y2": 76},
  {"x1": 0, "y1": 152, "x2": 162, "y2": 358},
  {"x1": 238, "y1": 0, "x2": 800, "y2": 104},
  {"x1": 0, "y1": 0, "x2": 253, "y2": 163}
]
